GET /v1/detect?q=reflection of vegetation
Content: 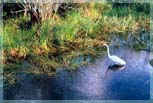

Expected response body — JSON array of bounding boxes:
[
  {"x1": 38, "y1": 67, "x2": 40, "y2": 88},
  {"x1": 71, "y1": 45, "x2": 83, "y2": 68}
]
[
  {"x1": 150, "y1": 60, "x2": 153, "y2": 67},
  {"x1": 2, "y1": 3, "x2": 150, "y2": 81}
]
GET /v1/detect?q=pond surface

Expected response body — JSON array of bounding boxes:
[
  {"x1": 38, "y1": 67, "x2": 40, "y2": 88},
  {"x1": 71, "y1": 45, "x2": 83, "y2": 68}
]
[{"x1": 4, "y1": 46, "x2": 153, "y2": 100}]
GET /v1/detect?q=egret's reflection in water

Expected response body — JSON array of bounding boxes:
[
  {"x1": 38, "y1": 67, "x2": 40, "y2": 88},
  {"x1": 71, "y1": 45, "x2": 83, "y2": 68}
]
[
  {"x1": 104, "y1": 64, "x2": 126, "y2": 78},
  {"x1": 108, "y1": 64, "x2": 125, "y2": 71}
]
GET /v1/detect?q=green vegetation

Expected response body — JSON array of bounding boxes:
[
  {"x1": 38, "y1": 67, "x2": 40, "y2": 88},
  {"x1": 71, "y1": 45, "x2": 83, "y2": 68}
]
[{"x1": 2, "y1": 3, "x2": 150, "y2": 83}]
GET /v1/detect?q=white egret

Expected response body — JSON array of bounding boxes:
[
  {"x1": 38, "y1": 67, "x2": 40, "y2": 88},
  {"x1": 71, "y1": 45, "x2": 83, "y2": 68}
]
[{"x1": 104, "y1": 44, "x2": 126, "y2": 66}]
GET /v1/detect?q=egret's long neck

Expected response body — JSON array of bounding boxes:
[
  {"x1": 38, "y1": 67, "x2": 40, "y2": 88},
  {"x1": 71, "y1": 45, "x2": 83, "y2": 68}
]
[{"x1": 106, "y1": 45, "x2": 111, "y2": 57}]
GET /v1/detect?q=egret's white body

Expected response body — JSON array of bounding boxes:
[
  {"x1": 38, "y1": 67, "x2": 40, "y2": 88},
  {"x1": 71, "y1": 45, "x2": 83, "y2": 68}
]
[{"x1": 104, "y1": 44, "x2": 126, "y2": 66}]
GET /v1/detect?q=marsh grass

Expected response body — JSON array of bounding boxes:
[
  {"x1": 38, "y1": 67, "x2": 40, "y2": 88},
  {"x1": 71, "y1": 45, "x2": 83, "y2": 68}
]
[{"x1": 3, "y1": 3, "x2": 150, "y2": 79}]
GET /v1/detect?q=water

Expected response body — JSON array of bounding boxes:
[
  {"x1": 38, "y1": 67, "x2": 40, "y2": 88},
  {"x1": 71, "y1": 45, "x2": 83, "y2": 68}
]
[{"x1": 4, "y1": 47, "x2": 153, "y2": 100}]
